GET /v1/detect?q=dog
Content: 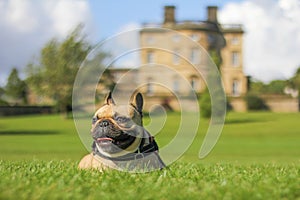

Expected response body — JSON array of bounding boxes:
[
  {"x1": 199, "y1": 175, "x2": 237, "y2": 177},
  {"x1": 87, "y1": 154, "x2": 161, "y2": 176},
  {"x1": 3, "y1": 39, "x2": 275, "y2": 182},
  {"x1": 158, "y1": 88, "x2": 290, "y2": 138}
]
[{"x1": 78, "y1": 92, "x2": 165, "y2": 172}]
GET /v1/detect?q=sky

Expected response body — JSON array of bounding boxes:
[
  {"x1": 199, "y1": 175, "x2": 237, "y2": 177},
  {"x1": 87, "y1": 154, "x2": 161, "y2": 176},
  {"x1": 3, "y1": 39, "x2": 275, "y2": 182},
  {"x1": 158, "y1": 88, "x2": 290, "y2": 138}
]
[{"x1": 0, "y1": 0, "x2": 299, "y2": 86}]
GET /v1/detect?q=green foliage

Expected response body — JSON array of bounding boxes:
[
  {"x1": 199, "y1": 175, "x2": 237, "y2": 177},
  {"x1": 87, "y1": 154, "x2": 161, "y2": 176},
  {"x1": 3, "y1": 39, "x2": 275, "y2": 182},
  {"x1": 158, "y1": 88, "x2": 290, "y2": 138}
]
[
  {"x1": 0, "y1": 87, "x2": 4, "y2": 97},
  {"x1": 0, "y1": 87, "x2": 7, "y2": 105},
  {"x1": 200, "y1": 90, "x2": 211, "y2": 118},
  {"x1": 267, "y1": 80, "x2": 287, "y2": 94},
  {"x1": 26, "y1": 26, "x2": 91, "y2": 113},
  {"x1": 200, "y1": 49, "x2": 226, "y2": 119},
  {"x1": 289, "y1": 67, "x2": 300, "y2": 110},
  {"x1": 249, "y1": 67, "x2": 300, "y2": 96},
  {"x1": 250, "y1": 80, "x2": 287, "y2": 95},
  {"x1": 209, "y1": 49, "x2": 221, "y2": 69},
  {"x1": 5, "y1": 68, "x2": 27, "y2": 104},
  {"x1": 290, "y1": 67, "x2": 300, "y2": 93},
  {"x1": 200, "y1": 87, "x2": 227, "y2": 119},
  {"x1": 0, "y1": 99, "x2": 9, "y2": 106},
  {"x1": 245, "y1": 94, "x2": 269, "y2": 111}
]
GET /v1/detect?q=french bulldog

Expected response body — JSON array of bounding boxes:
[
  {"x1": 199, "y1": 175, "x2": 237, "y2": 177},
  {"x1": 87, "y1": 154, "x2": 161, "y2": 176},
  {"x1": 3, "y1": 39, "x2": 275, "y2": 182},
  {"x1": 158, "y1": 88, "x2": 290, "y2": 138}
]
[{"x1": 78, "y1": 92, "x2": 165, "y2": 172}]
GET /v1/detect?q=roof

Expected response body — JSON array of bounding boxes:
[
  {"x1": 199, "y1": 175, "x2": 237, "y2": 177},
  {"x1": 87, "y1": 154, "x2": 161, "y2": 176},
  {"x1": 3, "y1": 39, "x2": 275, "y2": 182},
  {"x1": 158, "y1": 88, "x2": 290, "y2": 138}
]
[
  {"x1": 141, "y1": 21, "x2": 244, "y2": 34},
  {"x1": 221, "y1": 24, "x2": 244, "y2": 33}
]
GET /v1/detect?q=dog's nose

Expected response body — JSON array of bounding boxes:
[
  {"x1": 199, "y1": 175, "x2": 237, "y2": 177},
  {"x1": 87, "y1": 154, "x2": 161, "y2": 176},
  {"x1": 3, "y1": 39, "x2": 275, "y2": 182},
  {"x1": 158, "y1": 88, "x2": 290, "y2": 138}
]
[{"x1": 99, "y1": 120, "x2": 110, "y2": 127}]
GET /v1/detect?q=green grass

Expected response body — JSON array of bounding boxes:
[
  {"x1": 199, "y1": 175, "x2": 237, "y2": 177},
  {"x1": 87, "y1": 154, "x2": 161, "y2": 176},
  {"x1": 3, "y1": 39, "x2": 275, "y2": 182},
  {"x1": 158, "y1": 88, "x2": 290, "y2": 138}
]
[
  {"x1": 0, "y1": 160, "x2": 299, "y2": 200},
  {"x1": 0, "y1": 115, "x2": 86, "y2": 160},
  {"x1": 0, "y1": 112, "x2": 299, "y2": 199},
  {"x1": 153, "y1": 112, "x2": 300, "y2": 164}
]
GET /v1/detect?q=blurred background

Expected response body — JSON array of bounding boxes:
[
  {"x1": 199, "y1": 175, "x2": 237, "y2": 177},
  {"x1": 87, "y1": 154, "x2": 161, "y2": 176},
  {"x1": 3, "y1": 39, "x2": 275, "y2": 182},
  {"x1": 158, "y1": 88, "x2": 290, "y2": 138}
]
[
  {"x1": 0, "y1": 0, "x2": 299, "y2": 112},
  {"x1": 0, "y1": 0, "x2": 299, "y2": 164}
]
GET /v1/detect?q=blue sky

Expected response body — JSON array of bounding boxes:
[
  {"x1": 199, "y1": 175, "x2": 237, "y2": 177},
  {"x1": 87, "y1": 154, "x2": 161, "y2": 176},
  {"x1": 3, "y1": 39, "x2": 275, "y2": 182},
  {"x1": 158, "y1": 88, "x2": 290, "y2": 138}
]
[
  {"x1": 0, "y1": 0, "x2": 299, "y2": 85},
  {"x1": 89, "y1": 0, "x2": 244, "y2": 38}
]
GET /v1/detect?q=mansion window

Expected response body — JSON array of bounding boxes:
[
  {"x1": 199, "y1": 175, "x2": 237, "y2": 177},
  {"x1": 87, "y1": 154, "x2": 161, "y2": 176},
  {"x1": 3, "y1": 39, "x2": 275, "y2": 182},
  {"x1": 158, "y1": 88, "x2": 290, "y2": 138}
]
[
  {"x1": 232, "y1": 79, "x2": 240, "y2": 96},
  {"x1": 232, "y1": 51, "x2": 239, "y2": 67},
  {"x1": 190, "y1": 34, "x2": 200, "y2": 42},
  {"x1": 173, "y1": 49, "x2": 180, "y2": 65},
  {"x1": 231, "y1": 37, "x2": 239, "y2": 45},
  {"x1": 147, "y1": 81, "x2": 154, "y2": 96},
  {"x1": 190, "y1": 76, "x2": 198, "y2": 91},
  {"x1": 146, "y1": 51, "x2": 154, "y2": 63},
  {"x1": 190, "y1": 48, "x2": 200, "y2": 64},
  {"x1": 172, "y1": 34, "x2": 181, "y2": 42},
  {"x1": 173, "y1": 80, "x2": 180, "y2": 93},
  {"x1": 146, "y1": 36, "x2": 155, "y2": 44}
]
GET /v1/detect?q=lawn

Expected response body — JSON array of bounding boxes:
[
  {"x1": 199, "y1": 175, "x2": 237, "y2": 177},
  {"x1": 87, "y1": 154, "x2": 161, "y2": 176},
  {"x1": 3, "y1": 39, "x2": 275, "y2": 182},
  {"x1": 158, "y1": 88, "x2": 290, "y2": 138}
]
[{"x1": 0, "y1": 112, "x2": 299, "y2": 199}]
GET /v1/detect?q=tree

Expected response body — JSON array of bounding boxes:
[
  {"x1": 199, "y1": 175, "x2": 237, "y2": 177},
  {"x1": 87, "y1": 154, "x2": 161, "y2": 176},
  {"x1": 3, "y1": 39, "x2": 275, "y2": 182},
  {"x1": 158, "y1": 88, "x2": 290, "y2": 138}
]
[
  {"x1": 290, "y1": 67, "x2": 300, "y2": 93},
  {"x1": 26, "y1": 27, "x2": 92, "y2": 113},
  {"x1": 268, "y1": 80, "x2": 287, "y2": 94},
  {"x1": 290, "y1": 67, "x2": 300, "y2": 110},
  {"x1": 5, "y1": 68, "x2": 27, "y2": 105},
  {"x1": 250, "y1": 80, "x2": 288, "y2": 95},
  {"x1": 199, "y1": 89, "x2": 211, "y2": 118},
  {"x1": 0, "y1": 87, "x2": 8, "y2": 105},
  {"x1": 209, "y1": 50, "x2": 221, "y2": 70},
  {"x1": 0, "y1": 87, "x2": 4, "y2": 98},
  {"x1": 245, "y1": 94, "x2": 269, "y2": 111},
  {"x1": 200, "y1": 49, "x2": 226, "y2": 118}
]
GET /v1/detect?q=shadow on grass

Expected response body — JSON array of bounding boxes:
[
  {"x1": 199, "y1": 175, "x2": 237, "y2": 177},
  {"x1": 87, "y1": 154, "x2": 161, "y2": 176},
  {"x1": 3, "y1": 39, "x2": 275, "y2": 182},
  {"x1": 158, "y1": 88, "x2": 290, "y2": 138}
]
[
  {"x1": 0, "y1": 130, "x2": 60, "y2": 135},
  {"x1": 225, "y1": 118, "x2": 269, "y2": 124}
]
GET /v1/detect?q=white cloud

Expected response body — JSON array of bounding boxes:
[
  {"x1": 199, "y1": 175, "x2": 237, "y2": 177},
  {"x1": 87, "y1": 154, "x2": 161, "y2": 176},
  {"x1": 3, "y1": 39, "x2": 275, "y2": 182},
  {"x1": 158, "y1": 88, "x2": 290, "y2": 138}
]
[
  {"x1": 0, "y1": 0, "x2": 93, "y2": 86},
  {"x1": 219, "y1": 0, "x2": 300, "y2": 82},
  {"x1": 0, "y1": 0, "x2": 38, "y2": 33},
  {"x1": 45, "y1": 0, "x2": 92, "y2": 37}
]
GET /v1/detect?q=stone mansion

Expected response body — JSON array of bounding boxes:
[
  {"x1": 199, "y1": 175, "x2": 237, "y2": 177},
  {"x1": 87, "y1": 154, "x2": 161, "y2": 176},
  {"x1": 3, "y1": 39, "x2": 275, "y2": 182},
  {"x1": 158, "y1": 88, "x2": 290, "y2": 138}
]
[{"x1": 111, "y1": 6, "x2": 248, "y2": 100}]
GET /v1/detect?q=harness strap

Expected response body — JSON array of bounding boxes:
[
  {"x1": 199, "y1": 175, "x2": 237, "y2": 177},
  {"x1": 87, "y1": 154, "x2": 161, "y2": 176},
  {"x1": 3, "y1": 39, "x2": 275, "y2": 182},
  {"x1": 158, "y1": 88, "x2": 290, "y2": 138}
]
[{"x1": 92, "y1": 132, "x2": 159, "y2": 162}]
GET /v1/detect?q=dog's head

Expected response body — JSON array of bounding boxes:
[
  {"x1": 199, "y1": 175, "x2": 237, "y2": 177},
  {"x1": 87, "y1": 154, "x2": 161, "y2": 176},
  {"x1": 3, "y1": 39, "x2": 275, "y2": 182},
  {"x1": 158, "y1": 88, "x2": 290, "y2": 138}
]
[{"x1": 91, "y1": 92, "x2": 144, "y2": 157}]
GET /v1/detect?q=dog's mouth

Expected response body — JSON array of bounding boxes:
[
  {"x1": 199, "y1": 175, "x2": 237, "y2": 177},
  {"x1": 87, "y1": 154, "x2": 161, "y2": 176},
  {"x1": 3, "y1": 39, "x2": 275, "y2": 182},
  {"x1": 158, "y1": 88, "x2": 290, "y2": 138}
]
[
  {"x1": 95, "y1": 133, "x2": 136, "y2": 152},
  {"x1": 96, "y1": 137, "x2": 114, "y2": 145}
]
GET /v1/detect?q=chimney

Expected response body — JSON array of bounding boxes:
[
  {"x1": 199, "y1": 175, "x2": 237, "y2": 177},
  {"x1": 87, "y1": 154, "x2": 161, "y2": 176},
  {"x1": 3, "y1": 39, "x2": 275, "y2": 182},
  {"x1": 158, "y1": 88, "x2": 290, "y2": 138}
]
[
  {"x1": 164, "y1": 5, "x2": 176, "y2": 24},
  {"x1": 207, "y1": 6, "x2": 218, "y2": 22}
]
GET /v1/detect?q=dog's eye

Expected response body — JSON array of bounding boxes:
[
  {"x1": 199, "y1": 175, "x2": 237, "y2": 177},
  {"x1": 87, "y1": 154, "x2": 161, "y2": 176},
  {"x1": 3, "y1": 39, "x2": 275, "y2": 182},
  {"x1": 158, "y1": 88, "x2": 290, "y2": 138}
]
[
  {"x1": 115, "y1": 116, "x2": 128, "y2": 123},
  {"x1": 92, "y1": 117, "x2": 97, "y2": 124}
]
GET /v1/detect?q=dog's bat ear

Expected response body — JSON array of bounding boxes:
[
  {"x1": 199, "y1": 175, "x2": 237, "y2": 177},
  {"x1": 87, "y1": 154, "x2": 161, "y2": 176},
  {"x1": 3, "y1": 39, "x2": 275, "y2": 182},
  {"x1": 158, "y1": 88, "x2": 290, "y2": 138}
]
[
  {"x1": 105, "y1": 91, "x2": 115, "y2": 105},
  {"x1": 131, "y1": 92, "x2": 143, "y2": 113}
]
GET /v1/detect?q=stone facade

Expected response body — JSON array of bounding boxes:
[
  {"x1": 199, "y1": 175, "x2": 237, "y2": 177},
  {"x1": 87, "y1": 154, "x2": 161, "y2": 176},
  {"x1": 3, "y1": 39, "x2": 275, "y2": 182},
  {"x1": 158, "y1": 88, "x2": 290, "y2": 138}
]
[
  {"x1": 138, "y1": 6, "x2": 248, "y2": 97},
  {"x1": 221, "y1": 28, "x2": 248, "y2": 96},
  {"x1": 263, "y1": 95, "x2": 299, "y2": 113}
]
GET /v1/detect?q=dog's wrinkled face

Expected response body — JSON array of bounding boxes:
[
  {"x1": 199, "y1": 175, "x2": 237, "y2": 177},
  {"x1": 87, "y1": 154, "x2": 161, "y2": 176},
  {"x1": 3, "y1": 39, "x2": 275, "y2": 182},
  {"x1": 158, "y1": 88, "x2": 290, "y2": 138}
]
[{"x1": 91, "y1": 92, "x2": 144, "y2": 156}]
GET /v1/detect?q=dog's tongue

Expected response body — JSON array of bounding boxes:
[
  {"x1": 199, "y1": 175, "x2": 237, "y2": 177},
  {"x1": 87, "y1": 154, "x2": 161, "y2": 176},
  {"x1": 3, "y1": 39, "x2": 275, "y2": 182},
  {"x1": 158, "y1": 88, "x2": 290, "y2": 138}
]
[{"x1": 97, "y1": 137, "x2": 113, "y2": 143}]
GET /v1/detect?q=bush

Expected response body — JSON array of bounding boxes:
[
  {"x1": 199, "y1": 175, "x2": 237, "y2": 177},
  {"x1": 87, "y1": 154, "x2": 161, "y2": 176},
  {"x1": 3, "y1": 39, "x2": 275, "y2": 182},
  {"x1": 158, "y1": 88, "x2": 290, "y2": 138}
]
[
  {"x1": 245, "y1": 94, "x2": 269, "y2": 110},
  {"x1": 200, "y1": 91, "x2": 211, "y2": 118},
  {"x1": 0, "y1": 99, "x2": 8, "y2": 106},
  {"x1": 200, "y1": 89, "x2": 228, "y2": 118}
]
